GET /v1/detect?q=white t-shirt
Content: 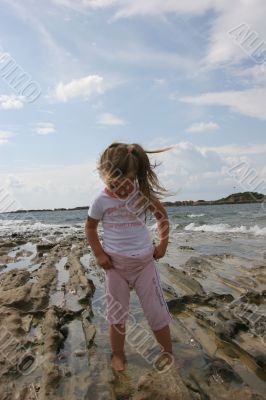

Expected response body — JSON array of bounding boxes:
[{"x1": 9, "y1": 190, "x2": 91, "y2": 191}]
[{"x1": 88, "y1": 186, "x2": 153, "y2": 255}]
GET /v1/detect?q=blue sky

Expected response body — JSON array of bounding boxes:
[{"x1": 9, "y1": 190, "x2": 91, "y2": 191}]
[{"x1": 0, "y1": 0, "x2": 265, "y2": 209}]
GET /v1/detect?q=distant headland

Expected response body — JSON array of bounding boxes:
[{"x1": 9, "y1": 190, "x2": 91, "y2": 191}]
[
  {"x1": 163, "y1": 191, "x2": 266, "y2": 207},
  {"x1": 5, "y1": 191, "x2": 266, "y2": 213}
]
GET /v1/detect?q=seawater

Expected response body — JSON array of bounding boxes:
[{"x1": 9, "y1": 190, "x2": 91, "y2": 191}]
[{"x1": 0, "y1": 203, "x2": 265, "y2": 260}]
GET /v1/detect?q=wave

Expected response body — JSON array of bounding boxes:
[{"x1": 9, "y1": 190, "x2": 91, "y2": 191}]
[
  {"x1": 0, "y1": 219, "x2": 83, "y2": 236},
  {"x1": 184, "y1": 223, "x2": 266, "y2": 236},
  {"x1": 187, "y1": 213, "x2": 205, "y2": 218}
]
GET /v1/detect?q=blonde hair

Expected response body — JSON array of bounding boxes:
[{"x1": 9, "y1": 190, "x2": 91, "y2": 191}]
[{"x1": 97, "y1": 142, "x2": 173, "y2": 204}]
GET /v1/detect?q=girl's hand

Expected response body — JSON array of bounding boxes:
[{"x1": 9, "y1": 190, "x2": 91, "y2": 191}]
[
  {"x1": 96, "y1": 252, "x2": 114, "y2": 270},
  {"x1": 153, "y1": 243, "x2": 167, "y2": 260}
]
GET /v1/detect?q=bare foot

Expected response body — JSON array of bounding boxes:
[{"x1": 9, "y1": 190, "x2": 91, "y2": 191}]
[{"x1": 111, "y1": 353, "x2": 125, "y2": 372}]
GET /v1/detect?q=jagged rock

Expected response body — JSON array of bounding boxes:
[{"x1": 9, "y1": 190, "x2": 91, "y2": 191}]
[
  {"x1": 133, "y1": 364, "x2": 191, "y2": 400},
  {"x1": 0, "y1": 264, "x2": 7, "y2": 272},
  {"x1": 179, "y1": 246, "x2": 195, "y2": 251},
  {"x1": 0, "y1": 268, "x2": 30, "y2": 291},
  {"x1": 36, "y1": 243, "x2": 56, "y2": 253}
]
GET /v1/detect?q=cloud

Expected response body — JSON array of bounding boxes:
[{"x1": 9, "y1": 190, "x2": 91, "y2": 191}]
[
  {"x1": 180, "y1": 88, "x2": 266, "y2": 120},
  {"x1": 207, "y1": 143, "x2": 266, "y2": 155},
  {"x1": 186, "y1": 121, "x2": 220, "y2": 133},
  {"x1": 205, "y1": 3, "x2": 266, "y2": 67},
  {"x1": 0, "y1": 130, "x2": 14, "y2": 145},
  {"x1": 52, "y1": 75, "x2": 106, "y2": 102},
  {"x1": 0, "y1": 95, "x2": 25, "y2": 109},
  {"x1": 6, "y1": 174, "x2": 24, "y2": 189},
  {"x1": 52, "y1": 0, "x2": 214, "y2": 18},
  {"x1": 97, "y1": 113, "x2": 126, "y2": 126},
  {"x1": 155, "y1": 141, "x2": 266, "y2": 199},
  {"x1": 232, "y1": 64, "x2": 266, "y2": 86},
  {"x1": 51, "y1": 0, "x2": 266, "y2": 69},
  {"x1": 93, "y1": 45, "x2": 195, "y2": 72},
  {"x1": 2, "y1": 140, "x2": 265, "y2": 208},
  {"x1": 0, "y1": 50, "x2": 11, "y2": 61},
  {"x1": 33, "y1": 123, "x2": 56, "y2": 135},
  {"x1": 0, "y1": 160, "x2": 102, "y2": 209}
]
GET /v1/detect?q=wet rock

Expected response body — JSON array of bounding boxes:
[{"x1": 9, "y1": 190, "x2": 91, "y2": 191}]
[
  {"x1": 74, "y1": 350, "x2": 86, "y2": 357},
  {"x1": 16, "y1": 249, "x2": 33, "y2": 258},
  {"x1": 0, "y1": 254, "x2": 14, "y2": 264},
  {"x1": 215, "y1": 320, "x2": 248, "y2": 340},
  {"x1": 179, "y1": 245, "x2": 195, "y2": 251},
  {"x1": 185, "y1": 355, "x2": 264, "y2": 399},
  {"x1": 162, "y1": 263, "x2": 206, "y2": 296},
  {"x1": 59, "y1": 325, "x2": 69, "y2": 339},
  {"x1": 36, "y1": 243, "x2": 56, "y2": 253},
  {"x1": 184, "y1": 256, "x2": 213, "y2": 278},
  {"x1": 167, "y1": 292, "x2": 234, "y2": 313},
  {"x1": 207, "y1": 358, "x2": 243, "y2": 384},
  {"x1": 0, "y1": 269, "x2": 30, "y2": 291},
  {"x1": 39, "y1": 306, "x2": 65, "y2": 398},
  {"x1": 82, "y1": 316, "x2": 96, "y2": 349},
  {"x1": 194, "y1": 309, "x2": 217, "y2": 328},
  {"x1": 0, "y1": 264, "x2": 7, "y2": 272},
  {"x1": 0, "y1": 240, "x2": 17, "y2": 248},
  {"x1": 240, "y1": 290, "x2": 266, "y2": 305},
  {"x1": 0, "y1": 263, "x2": 56, "y2": 312},
  {"x1": 65, "y1": 255, "x2": 95, "y2": 303},
  {"x1": 133, "y1": 364, "x2": 191, "y2": 400},
  {"x1": 0, "y1": 282, "x2": 49, "y2": 311},
  {"x1": 64, "y1": 368, "x2": 72, "y2": 377}
]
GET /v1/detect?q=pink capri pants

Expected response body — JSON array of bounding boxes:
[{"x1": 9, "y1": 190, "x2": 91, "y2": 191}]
[{"x1": 103, "y1": 245, "x2": 173, "y2": 331}]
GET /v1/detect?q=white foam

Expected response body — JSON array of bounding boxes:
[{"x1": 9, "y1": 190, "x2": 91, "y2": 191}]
[
  {"x1": 0, "y1": 219, "x2": 82, "y2": 237},
  {"x1": 187, "y1": 213, "x2": 205, "y2": 218},
  {"x1": 184, "y1": 223, "x2": 266, "y2": 236}
]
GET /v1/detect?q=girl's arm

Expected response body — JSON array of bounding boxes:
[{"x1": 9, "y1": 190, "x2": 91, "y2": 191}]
[
  {"x1": 148, "y1": 198, "x2": 169, "y2": 258},
  {"x1": 85, "y1": 216, "x2": 104, "y2": 256},
  {"x1": 85, "y1": 217, "x2": 113, "y2": 269}
]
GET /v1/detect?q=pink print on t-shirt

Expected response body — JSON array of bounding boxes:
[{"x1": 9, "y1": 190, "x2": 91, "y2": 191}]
[{"x1": 88, "y1": 187, "x2": 153, "y2": 254}]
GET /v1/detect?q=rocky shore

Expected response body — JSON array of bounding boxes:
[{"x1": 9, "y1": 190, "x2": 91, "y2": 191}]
[{"x1": 0, "y1": 231, "x2": 265, "y2": 399}]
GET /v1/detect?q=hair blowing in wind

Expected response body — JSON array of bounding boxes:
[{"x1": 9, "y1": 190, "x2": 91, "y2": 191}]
[{"x1": 97, "y1": 142, "x2": 174, "y2": 203}]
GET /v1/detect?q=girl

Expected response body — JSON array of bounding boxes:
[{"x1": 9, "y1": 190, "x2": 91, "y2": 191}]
[{"x1": 85, "y1": 142, "x2": 174, "y2": 372}]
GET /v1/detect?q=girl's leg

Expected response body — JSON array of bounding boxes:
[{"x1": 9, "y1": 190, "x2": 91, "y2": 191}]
[
  {"x1": 152, "y1": 324, "x2": 172, "y2": 354},
  {"x1": 104, "y1": 267, "x2": 130, "y2": 371},
  {"x1": 134, "y1": 260, "x2": 173, "y2": 348},
  {"x1": 109, "y1": 323, "x2": 126, "y2": 371}
]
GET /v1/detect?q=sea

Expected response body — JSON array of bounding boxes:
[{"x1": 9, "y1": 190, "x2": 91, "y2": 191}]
[{"x1": 0, "y1": 202, "x2": 265, "y2": 260}]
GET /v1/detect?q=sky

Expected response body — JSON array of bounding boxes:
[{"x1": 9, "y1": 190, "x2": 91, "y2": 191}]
[{"x1": 0, "y1": 0, "x2": 265, "y2": 210}]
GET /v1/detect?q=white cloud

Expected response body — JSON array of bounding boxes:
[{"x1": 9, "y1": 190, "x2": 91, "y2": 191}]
[
  {"x1": 153, "y1": 78, "x2": 167, "y2": 87},
  {"x1": 0, "y1": 95, "x2": 25, "y2": 109},
  {"x1": 232, "y1": 64, "x2": 266, "y2": 86},
  {"x1": 0, "y1": 130, "x2": 14, "y2": 145},
  {"x1": 153, "y1": 141, "x2": 266, "y2": 199},
  {"x1": 0, "y1": 160, "x2": 102, "y2": 209},
  {"x1": 97, "y1": 113, "x2": 126, "y2": 126},
  {"x1": 6, "y1": 174, "x2": 24, "y2": 189},
  {"x1": 94, "y1": 45, "x2": 195, "y2": 72},
  {"x1": 33, "y1": 123, "x2": 56, "y2": 135},
  {"x1": 2, "y1": 140, "x2": 265, "y2": 208},
  {"x1": 53, "y1": 75, "x2": 105, "y2": 102},
  {"x1": 186, "y1": 121, "x2": 220, "y2": 133},
  {"x1": 52, "y1": 0, "x2": 214, "y2": 18},
  {"x1": 180, "y1": 88, "x2": 266, "y2": 120},
  {"x1": 207, "y1": 143, "x2": 266, "y2": 155},
  {"x1": 51, "y1": 0, "x2": 266, "y2": 69},
  {"x1": 205, "y1": 3, "x2": 266, "y2": 67}
]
